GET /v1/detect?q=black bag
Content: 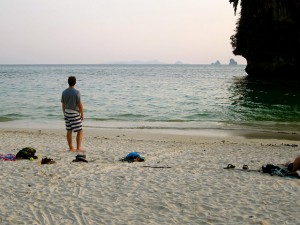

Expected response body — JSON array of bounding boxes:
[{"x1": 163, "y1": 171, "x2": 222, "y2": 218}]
[
  {"x1": 261, "y1": 164, "x2": 281, "y2": 174},
  {"x1": 16, "y1": 147, "x2": 38, "y2": 160}
]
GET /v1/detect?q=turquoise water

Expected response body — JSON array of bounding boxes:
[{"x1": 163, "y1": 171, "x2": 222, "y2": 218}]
[{"x1": 0, "y1": 64, "x2": 299, "y2": 132}]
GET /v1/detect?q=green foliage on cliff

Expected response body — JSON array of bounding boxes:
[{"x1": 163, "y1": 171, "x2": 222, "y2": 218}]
[{"x1": 229, "y1": 0, "x2": 239, "y2": 15}]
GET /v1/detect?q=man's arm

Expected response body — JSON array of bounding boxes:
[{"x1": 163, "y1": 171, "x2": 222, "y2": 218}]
[
  {"x1": 62, "y1": 102, "x2": 65, "y2": 113},
  {"x1": 79, "y1": 102, "x2": 84, "y2": 121}
]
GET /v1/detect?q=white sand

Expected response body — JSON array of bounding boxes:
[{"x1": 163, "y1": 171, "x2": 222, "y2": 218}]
[{"x1": 0, "y1": 128, "x2": 299, "y2": 225}]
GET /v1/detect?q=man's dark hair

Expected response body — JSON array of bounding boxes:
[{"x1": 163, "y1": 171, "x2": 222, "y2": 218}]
[{"x1": 68, "y1": 76, "x2": 76, "y2": 86}]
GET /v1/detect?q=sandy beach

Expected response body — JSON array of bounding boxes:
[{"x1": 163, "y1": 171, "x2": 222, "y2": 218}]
[{"x1": 0, "y1": 127, "x2": 299, "y2": 225}]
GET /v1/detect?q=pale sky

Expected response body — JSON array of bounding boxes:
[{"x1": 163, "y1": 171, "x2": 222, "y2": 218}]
[{"x1": 0, "y1": 0, "x2": 246, "y2": 64}]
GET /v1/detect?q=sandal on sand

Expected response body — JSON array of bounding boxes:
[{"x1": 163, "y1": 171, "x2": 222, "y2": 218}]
[
  {"x1": 243, "y1": 165, "x2": 249, "y2": 170},
  {"x1": 76, "y1": 154, "x2": 86, "y2": 159},
  {"x1": 72, "y1": 154, "x2": 88, "y2": 163},
  {"x1": 224, "y1": 164, "x2": 235, "y2": 169},
  {"x1": 41, "y1": 157, "x2": 55, "y2": 164}
]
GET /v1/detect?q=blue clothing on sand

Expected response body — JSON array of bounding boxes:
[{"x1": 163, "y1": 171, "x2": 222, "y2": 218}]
[{"x1": 125, "y1": 152, "x2": 145, "y2": 161}]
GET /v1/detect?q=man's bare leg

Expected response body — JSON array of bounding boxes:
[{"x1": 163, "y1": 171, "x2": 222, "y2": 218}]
[
  {"x1": 76, "y1": 129, "x2": 84, "y2": 151},
  {"x1": 67, "y1": 130, "x2": 75, "y2": 151}
]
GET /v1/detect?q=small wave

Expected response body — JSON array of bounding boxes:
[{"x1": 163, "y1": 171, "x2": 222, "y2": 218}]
[
  {"x1": 83, "y1": 120, "x2": 223, "y2": 131},
  {"x1": 0, "y1": 117, "x2": 15, "y2": 122}
]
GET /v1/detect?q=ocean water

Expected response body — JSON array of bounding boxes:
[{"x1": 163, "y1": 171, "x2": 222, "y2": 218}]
[{"x1": 0, "y1": 64, "x2": 300, "y2": 132}]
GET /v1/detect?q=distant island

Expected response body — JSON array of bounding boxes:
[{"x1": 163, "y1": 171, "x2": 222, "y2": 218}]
[
  {"x1": 211, "y1": 59, "x2": 238, "y2": 66},
  {"x1": 211, "y1": 60, "x2": 221, "y2": 66},
  {"x1": 102, "y1": 59, "x2": 239, "y2": 65},
  {"x1": 104, "y1": 60, "x2": 166, "y2": 64},
  {"x1": 229, "y1": 58, "x2": 238, "y2": 65},
  {"x1": 104, "y1": 60, "x2": 186, "y2": 65}
]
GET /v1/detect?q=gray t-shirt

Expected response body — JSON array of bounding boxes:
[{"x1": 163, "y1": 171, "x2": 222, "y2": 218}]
[{"x1": 61, "y1": 88, "x2": 81, "y2": 112}]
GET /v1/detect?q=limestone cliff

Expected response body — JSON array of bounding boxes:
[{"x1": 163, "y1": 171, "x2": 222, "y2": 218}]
[{"x1": 229, "y1": 0, "x2": 300, "y2": 79}]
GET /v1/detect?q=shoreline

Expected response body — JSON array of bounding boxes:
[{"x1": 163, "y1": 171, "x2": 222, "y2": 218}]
[
  {"x1": 1, "y1": 121, "x2": 300, "y2": 141},
  {"x1": 1, "y1": 117, "x2": 300, "y2": 142}
]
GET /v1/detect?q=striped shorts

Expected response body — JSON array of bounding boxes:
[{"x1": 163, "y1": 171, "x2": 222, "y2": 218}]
[{"x1": 64, "y1": 109, "x2": 82, "y2": 132}]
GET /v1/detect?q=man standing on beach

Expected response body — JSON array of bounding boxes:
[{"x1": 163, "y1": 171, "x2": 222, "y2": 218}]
[{"x1": 61, "y1": 76, "x2": 84, "y2": 151}]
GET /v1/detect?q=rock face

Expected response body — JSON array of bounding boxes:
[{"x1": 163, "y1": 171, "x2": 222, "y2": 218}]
[{"x1": 229, "y1": 0, "x2": 300, "y2": 79}]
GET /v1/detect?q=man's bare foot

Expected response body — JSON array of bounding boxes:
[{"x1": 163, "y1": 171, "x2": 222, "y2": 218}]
[
  {"x1": 69, "y1": 148, "x2": 76, "y2": 152},
  {"x1": 76, "y1": 148, "x2": 85, "y2": 152}
]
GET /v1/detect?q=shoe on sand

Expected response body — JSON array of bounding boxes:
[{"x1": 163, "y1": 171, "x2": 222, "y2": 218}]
[
  {"x1": 41, "y1": 157, "x2": 55, "y2": 164},
  {"x1": 242, "y1": 165, "x2": 249, "y2": 170},
  {"x1": 224, "y1": 164, "x2": 235, "y2": 169},
  {"x1": 72, "y1": 154, "x2": 88, "y2": 163},
  {"x1": 76, "y1": 154, "x2": 86, "y2": 159}
]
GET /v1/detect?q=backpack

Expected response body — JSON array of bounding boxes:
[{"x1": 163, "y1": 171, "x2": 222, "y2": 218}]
[{"x1": 16, "y1": 147, "x2": 38, "y2": 160}]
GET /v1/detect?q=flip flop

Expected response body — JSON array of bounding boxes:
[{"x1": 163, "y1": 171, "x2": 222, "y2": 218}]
[
  {"x1": 72, "y1": 158, "x2": 88, "y2": 163},
  {"x1": 72, "y1": 154, "x2": 88, "y2": 163},
  {"x1": 224, "y1": 164, "x2": 259, "y2": 172},
  {"x1": 242, "y1": 165, "x2": 249, "y2": 170},
  {"x1": 76, "y1": 154, "x2": 86, "y2": 159},
  {"x1": 41, "y1": 157, "x2": 55, "y2": 164},
  {"x1": 224, "y1": 164, "x2": 236, "y2": 169}
]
